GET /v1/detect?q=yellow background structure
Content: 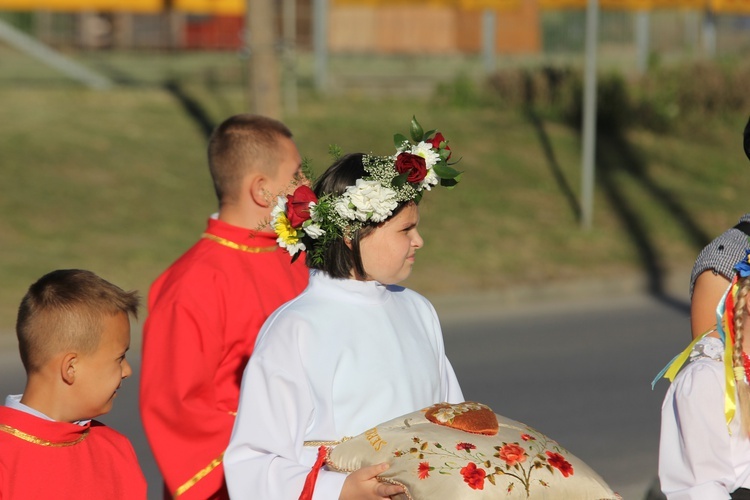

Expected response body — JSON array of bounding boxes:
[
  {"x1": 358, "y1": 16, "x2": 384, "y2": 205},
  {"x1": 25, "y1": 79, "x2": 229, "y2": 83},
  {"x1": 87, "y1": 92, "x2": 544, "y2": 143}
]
[{"x1": 0, "y1": 0, "x2": 748, "y2": 14}]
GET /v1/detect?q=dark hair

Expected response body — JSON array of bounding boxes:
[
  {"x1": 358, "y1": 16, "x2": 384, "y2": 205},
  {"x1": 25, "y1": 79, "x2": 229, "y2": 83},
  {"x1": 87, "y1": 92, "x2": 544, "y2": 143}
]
[
  {"x1": 16, "y1": 269, "x2": 139, "y2": 373},
  {"x1": 307, "y1": 153, "x2": 411, "y2": 279},
  {"x1": 207, "y1": 114, "x2": 293, "y2": 205},
  {"x1": 744, "y1": 115, "x2": 750, "y2": 162}
]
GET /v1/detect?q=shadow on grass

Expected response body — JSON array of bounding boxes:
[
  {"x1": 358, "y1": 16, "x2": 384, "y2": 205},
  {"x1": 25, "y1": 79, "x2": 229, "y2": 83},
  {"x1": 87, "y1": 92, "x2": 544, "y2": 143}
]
[
  {"x1": 525, "y1": 106, "x2": 701, "y2": 312},
  {"x1": 594, "y1": 129, "x2": 708, "y2": 312},
  {"x1": 524, "y1": 106, "x2": 581, "y2": 221},
  {"x1": 163, "y1": 79, "x2": 216, "y2": 139}
]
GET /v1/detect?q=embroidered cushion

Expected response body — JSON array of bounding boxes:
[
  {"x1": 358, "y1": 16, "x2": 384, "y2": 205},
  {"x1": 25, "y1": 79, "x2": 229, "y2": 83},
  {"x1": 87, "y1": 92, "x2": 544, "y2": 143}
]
[{"x1": 326, "y1": 402, "x2": 619, "y2": 500}]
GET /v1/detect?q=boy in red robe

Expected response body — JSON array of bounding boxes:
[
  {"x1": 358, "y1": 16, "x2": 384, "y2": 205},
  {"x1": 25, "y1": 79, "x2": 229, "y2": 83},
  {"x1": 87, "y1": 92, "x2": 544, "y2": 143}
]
[
  {"x1": 0, "y1": 269, "x2": 146, "y2": 499},
  {"x1": 139, "y1": 114, "x2": 309, "y2": 499}
]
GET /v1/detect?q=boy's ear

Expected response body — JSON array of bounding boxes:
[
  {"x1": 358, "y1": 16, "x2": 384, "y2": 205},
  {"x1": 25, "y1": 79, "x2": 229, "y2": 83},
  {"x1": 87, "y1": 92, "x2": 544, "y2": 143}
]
[
  {"x1": 61, "y1": 353, "x2": 77, "y2": 385},
  {"x1": 249, "y1": 174, "x2": 272, "y2": 208}
]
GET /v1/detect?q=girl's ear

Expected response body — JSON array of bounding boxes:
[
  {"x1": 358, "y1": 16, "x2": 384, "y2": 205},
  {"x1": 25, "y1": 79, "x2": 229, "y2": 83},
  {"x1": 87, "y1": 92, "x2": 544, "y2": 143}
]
[{"x1": 61, "y1": 353, "x2": 77, "y2": 385}]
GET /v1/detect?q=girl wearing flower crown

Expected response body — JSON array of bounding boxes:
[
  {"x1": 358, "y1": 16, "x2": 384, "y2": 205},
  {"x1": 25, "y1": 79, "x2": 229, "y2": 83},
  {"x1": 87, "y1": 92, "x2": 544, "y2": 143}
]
[
  {"x1": 658, "y1": 249, "x2": 750, "y2": 499},
  {"x1": 224, "y1": 118, "x2": 465, "y2": 499}
]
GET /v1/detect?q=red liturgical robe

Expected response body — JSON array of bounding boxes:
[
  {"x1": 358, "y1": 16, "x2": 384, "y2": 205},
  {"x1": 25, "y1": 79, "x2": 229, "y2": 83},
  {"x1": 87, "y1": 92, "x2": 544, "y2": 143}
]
[
  {"x1": 0, "y1": 407, "x2": 146, "y2": 499},
  {"x1": 140, "y1": 218, "x2": 308, "y2": 499}
]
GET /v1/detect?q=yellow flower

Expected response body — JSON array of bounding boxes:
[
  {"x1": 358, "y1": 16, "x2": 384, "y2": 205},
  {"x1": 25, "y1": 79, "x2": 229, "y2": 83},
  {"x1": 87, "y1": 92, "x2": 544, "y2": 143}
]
[{"x1": 274, "y1": 212, "x2": 299, "y2": 246}]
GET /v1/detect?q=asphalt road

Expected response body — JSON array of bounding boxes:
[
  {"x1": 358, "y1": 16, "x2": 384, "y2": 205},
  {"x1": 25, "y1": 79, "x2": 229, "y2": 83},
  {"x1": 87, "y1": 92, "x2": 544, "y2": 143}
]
[{"x1": 0, "y1": 288, "x2": 687, "y2": 500}]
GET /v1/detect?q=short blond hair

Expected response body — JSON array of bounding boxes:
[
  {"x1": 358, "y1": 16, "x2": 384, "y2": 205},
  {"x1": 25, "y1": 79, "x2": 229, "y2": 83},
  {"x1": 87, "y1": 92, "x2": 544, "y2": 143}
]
[
  {"x1": 207, "y1": 114, "x2": 293, "y2": 205},
  {"x1": 16, "y1": 269, "x2": 139, "y2": 373}
]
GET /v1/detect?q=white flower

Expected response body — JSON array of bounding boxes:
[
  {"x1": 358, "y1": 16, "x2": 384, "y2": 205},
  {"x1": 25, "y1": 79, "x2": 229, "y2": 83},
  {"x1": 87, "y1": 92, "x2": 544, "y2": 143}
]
[
  {"x1": 334, "y1": 197, "x2": 358, "y2": 221},
  {"x1": 303, "y1": 222, "x2": 325, "y2": 239},
  {"x1": 338, "y1": 179, "x2": 398, "y2": 223},
  {"x1": 270, "y1": 196, "x2": 287, "y2": 224},
  {"x1": 411, "y1": 141, "x2": 440, "y2": 168},
  {"x1": 419, "y1": 168, "x2": 440, "y2": 190},
  {"x1": 279, "y1": 239, "x2": 305, "y2": 256},
  {"x1": 433, "y1": 408, "x2": 455, "y2": 423}
]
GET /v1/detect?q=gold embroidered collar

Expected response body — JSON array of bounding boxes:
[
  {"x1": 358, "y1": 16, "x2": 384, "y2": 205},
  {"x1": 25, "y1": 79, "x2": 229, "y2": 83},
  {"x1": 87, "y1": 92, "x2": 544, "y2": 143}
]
[
  {"x1": 0, "y1": 423, "x2": 88, "y2": 447},
  {"x1": 201, "y1": 233, "x2": 278, "y2": 254}
]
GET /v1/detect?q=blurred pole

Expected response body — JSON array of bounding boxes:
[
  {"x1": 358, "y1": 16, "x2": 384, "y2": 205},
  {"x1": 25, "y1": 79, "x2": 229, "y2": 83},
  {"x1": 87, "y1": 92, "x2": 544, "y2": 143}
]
[
  {"x1": 482, "y1": 10, "x2": 496, "y2": 75},
  {"x1": 0, "y1": 18, "x2": 111, "y2": 89},
  {"x1": 702, "y1": 8, "x2": 716, "y2": 58},
  {"x1": 684, "y1": 10, "x2": 698, "y2": 53},
  {"x1": 581, "y1": 0, "x2": 599, "y2": 230},
  {"x1": 635, "y1": 10, "x2": 649, "y2": 75},
  {"x1": 282, "y1": 0, "x2": 298, "y2": 115},
  {"x1": 247, "y1": 0, "x2": 281, "y2": 117},
  {"x1": 313, "y1": 0, "x2": 328, "y2": 92}
]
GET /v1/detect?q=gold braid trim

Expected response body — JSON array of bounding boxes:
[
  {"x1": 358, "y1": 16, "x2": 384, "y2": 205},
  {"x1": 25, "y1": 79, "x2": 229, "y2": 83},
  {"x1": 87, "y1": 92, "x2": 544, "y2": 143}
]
[
  {"x1": 303, "y1": 437, "x2": 351, "y2": 447},
  {"x1": 201, "y1": 233, "x2": 277, "y2": 253},
  {"x1": 0, "y1": 424, "x2": 88, "y2": 447},
  {"x1": 174, "y1": 452, "x2": 224, "y2": 498}
]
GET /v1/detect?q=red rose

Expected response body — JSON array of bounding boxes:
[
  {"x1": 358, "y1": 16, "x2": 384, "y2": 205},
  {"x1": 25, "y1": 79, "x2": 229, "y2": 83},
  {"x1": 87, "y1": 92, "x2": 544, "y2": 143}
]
[
  {"x1": 418, "y1": 461, "x2": 431, "y2": 480},
  {"x1": 286, "y1": 185, "x2": 317, "y2": 228},
  {"x1": 456, "y1": 442, "x2": 476, "y2": 451},
  {"x1": 498, "y1": 443, "x2": 527, "y2": 466},
  {"x1": 460, "y1": 462, "x2": 486, "y2": 490},
  {"x1": 428, "y1": 132, "x2": 451, "y2": 160},
  {"x1": 546, "y1": 451, "x2": 574, "y2": 477},
  {"x1": 394, "y1": 152, "x2": 427, "y2": 183}
]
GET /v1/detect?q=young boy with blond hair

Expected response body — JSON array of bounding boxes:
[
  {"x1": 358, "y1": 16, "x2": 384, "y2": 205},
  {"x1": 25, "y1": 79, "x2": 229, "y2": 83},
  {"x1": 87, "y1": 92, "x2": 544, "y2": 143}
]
[{"x1": 0, "y1": 269, "x2": 146, "y2": 499}]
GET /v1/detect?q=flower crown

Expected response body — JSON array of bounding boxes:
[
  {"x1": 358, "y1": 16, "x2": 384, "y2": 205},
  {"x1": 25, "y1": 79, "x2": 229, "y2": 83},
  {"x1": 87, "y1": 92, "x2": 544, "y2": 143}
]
[{"x1": 271, "y1": 116, "x2": 461, "y2": 264}]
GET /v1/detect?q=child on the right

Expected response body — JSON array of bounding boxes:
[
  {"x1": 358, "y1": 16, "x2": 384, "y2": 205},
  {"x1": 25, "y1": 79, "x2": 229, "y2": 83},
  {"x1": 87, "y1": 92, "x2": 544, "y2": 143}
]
[
  {"x1": 688, "y1": 116, "x2": 750, "y2": 339},
  {"x1": 659, "y1": 250, "x2": 750, "y2": 499}
]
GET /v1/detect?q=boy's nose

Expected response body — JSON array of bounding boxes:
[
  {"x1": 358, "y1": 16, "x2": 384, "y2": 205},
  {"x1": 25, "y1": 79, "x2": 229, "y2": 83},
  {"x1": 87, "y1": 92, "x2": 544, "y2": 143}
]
[{"x1": 122, "y1": 359, "x2": 133, "y2": 379}]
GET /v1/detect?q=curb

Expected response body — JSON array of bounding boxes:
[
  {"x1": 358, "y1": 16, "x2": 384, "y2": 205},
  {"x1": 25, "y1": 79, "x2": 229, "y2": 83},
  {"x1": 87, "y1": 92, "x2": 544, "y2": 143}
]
[{"x1": 0, "y1": 270, "x2": 692, "y2": 351}]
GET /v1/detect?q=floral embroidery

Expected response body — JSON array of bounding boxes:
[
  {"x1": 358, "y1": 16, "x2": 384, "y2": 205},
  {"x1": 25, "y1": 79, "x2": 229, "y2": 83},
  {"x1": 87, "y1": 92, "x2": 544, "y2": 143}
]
[
  {"x1": 497, "y1": 443, "x2": 527, "y2": 466},
  {"x1": 418, "y1": 461, "x2": 432, "y2": 479},
  {"x1": 390, "y1": 426, "x2": 575, "y2": 497},
  {"x1": 431, "y1": 402, "x2": 487, "y2": 425},
  {"x1": 460, "y1": 462, "x2": 486, "y2": 490},
  {"x1": 546, "y1": 451, "x2": 574, "y2": 478}
]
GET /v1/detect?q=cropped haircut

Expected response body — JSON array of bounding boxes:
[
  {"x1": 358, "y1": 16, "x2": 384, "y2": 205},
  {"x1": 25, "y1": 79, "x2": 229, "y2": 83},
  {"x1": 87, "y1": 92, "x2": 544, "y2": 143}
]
[
  {"x1": 207, "y1": 114, "x2": 293, "y2": 205},
  {"x1": 307, "y1": 153, "x2": 411, "y2": 279},
  {"x1": 16, "y1": 269, "x2": 139, "y2": 373}
]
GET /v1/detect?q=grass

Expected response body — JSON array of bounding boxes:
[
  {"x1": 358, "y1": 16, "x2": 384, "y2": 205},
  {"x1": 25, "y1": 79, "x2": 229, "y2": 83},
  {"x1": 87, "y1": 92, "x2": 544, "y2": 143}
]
[{"x1": 1, "y1": 46, "x2": 750, "y2": 331}]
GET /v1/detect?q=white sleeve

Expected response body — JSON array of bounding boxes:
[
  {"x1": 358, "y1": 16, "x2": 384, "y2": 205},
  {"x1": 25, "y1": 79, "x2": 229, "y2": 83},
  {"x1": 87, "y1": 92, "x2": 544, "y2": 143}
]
[
  {"x1": 426, "y1": 301, "x2": 464, "y2": 404},
  {"x1": 658, "y1": 361, "x2": 734, "y2": 500},
  {"x1": 443, "y1": 356, "x2": 465, "y2": 404},
  {"x1": 224, "y1": 317, "x2": 347, "y2": 500}
]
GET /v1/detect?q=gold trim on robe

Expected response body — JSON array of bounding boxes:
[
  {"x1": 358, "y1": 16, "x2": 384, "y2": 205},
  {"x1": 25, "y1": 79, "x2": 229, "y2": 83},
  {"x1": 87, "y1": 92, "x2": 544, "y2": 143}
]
[
  {"x1": 0, "y1": 423, "x2": 88, "y2": 447},
  {"x1": 174, "y1": 452, "x2": 225, "y2": 498},
  {"x1": 201, "y1": 233, "x2": 278, "y2": 253}
]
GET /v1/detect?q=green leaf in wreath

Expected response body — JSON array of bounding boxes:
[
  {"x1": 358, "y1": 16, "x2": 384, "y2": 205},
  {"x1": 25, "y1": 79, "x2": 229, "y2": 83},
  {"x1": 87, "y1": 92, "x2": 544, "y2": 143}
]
[
  {"x1": 391, "y1": 172, "x2": 409, "y2": 188},
  {"x1": 393, "y1": 133, "x2": 409, "y2": 149},
  {"x1": 423, "y1": 128, "x2": 436, "y2": 140},
  {"x1": 410, "y1": 116, "x2": 424, "y2": 142},
  {"x1": 433, "y1": 163, "x2": 461, "y2": 179},
  {"x1": 439, "y1": 177, "x2": 460, "y2": 189}
]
